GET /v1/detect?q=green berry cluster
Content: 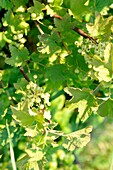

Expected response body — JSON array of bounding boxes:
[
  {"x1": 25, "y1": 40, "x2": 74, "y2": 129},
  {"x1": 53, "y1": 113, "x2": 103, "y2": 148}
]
[
  {"x1": 17, "y1": 81, "x2": 51, "y2": 120},
  {"x1": 26, "y1": 81, "x2": 50, "y2": 108},
  {"x1": 75, "y1": 39, "x2": 107, "y2": 60},
  {"x1": 74, "y1": 38, "x2": 110, "y2": 81}
]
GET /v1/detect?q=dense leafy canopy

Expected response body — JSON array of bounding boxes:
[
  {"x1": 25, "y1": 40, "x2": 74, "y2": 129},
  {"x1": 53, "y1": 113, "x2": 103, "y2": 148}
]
[{"x1": 0, "y1": 0, "x2": 113, "y2": 169}]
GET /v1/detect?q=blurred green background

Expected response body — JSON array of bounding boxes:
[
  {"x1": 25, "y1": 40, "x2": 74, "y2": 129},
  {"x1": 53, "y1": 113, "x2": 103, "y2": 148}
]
[{"x1": 45, "y1": 116, "x2": 113, "y2": 170}]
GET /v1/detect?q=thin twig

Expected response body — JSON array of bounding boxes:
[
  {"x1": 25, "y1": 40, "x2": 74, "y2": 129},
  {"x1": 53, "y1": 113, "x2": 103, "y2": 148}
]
[
  {"x1": 35, "y1": 21, "x2": 44, "y2": 34},
  {"x1": 93, "y1": 83, "x2": 102, "y2": 96},
  {"x1": 19, "y1": 67, "x2": 30, "y2": 82},
  {"x1": 53, "y1": 14, "x2": 62, "y2": 20}
]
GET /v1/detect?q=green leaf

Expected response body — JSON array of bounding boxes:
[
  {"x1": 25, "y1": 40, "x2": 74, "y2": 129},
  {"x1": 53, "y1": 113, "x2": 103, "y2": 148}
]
[
  {"x1": 105, "y1": 43, "x2": 113, "y2": 75},
  {"x1": 63, "y1": 126, "x2": 92, "y2": 151},
  {"x1": 45, "y1": 64, "x2": 67, "y2": 90},
  {"x1": 28, "y1": 0, "x2": 45, "y2": 20},
  {"x1": 2, "y1": 10, "x2": 13, "y2": 26},
  {"x1": 0, "y1": 0, "x2": 12, "y2": 9},
  {"x1": 64, "y1": 87, "x2": 96, "y2": 105},
  {"x1": 11, "y1": 0, "x2": 29, "y2": 11},
  {"x1": 64, "y1": 87, "x2": 98, "y2": 121},
  {"x1": 70, "y1": 0, "x2": 91, "y2": 21},
  {"x1": 38, "y1": 31, "x2": 61, "y2": 54},
  {"x1": 47, "y1": 129, "x2": 64, "y2": 141},
  {"x1": 25, "y1": 148, "x2": 44, "y2": 161},
  {"x1": 17, "y1": 153, "x2": 40, "y2": 170},
  {"x1": 100, "y1": 16, "x2": 113, "y2": 37},
  {"x1": 27, "y1": 161, "x2": 40, "y2": 170},
  {"x1": 86, "y1": 14, "x2": 102, "y2": 37},
  {"x1": 86, "y1": 15, "x2": 113, "y2": 37},
  {"x1": 63, "y1": 0, "x2": 70, "y2": 8},
  {"x1": 53, "y1": 0, "x2": 63, "y2": 7},
  {"x1": 48, "y1": 128, "x2": 86, "y2": 148},
  {"x1": 0, "y1": 155, "x2": 2, "y2": 159},
  {"x1": 16, "y1": 155, "x2": 30, "y2": 170},
  {"x1": 54, "y1": 14, "x2": 75, "y2": 32},
  {"x1": 0, "y1": 94, "x2": 10, "y2": 117},
  {"x1": 93, "y1": 65, "x2": 111, "y2": 82},
  {"x1": 5, "y1": 45, "x2": 29, "y2": 67},
  {"x1": 73, "y1": 49, "x2": 89, "y2": 72},
  {"x1": 95, "y1": 0, "x2": 113, "y2": 12},
  {"x1": 1, "y1": 67, "x2": 19, "y2": 85},
  {"x1": 14, "y1": 78, "x2": 28, "y2": 90},
  {"x1": 88, "y1": 54, "x2": 111, "y2": 82},
  {"x1": 98, "y1": 98, "x2": 113, "y2": 117},
  {"x1": 0, "y1": 127, "x2": 8, "y2": 146},
  {"x1": 11, "y1": 106, "x2": 36, "y2": 128},
  {"x1": 24, "y1": 126, "x2": 38, "y2": 137},
  {"x1": 0, "y1": 32, "x2": 6, "y2": 48}
]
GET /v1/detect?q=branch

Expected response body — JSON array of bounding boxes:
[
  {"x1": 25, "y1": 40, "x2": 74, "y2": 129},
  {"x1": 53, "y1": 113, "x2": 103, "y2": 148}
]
[
  {"x1": 93, "y1": 83, "x2": 102, "y2": 96},
  {"x1": 19, "y1": 67, "x2": 30, "y2": 82},
  {"x1": 53, "y1": 14, "x2": 97, "y2": 44},
  {"x1": 73, "y1": 27, "x2": 89, "y2": 39},
  {"x1": 53, "y1": 14, "x2": 62, "y2": 20}
]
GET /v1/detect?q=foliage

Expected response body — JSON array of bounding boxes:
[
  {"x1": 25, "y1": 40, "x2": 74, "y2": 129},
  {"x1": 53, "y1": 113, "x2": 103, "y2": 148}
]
[{"x1": 0, "y1": 0, "x2": 113, "y2": 169}]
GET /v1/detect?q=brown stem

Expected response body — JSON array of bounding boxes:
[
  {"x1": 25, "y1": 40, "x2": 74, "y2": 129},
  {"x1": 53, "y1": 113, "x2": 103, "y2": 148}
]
[
  {"x1": 19, "y1": 67, "x2": 30, "y2": 82},
  {"x1": 53, "y1": 14, "x2": 98, "y2": 44},
  {"x1": 73, "y1": 27, "x2": 89, "y2": 39},
  {"x1": 53, "y1": 14, "x2": 62, "y2": 20}
]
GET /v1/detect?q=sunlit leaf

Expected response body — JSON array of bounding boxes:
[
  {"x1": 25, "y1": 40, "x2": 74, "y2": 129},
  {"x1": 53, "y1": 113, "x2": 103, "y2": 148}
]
[
  {"x1": 63, "y1": 126, "x2": 92, "y2": 151},
  {"x1": 93, "y1": 65, "x2": 111, "y2": 82},
  {"x1": 53, "y1": 0, "x2": 63, "y2": 7},
  {"x1": 25, "y1": 148, "x2": 44, "y2": 161},
  {"x1": 44, "y1": 110, "x2": 51, "y2": 120},
  {"x1": 105, "y1": 43, "x2": 113, "y2": 75},
  {"x1": 24, "y1": 127, "x2": 38, "y2": 137},
  {"x1": 0, "y1": 32, "x2": 6, "y2": 48},
  {"x1": 64, "y1": 87, "x2": 98, "y2": 121},
  {"x1": 86, "y1": 15, "x2": 113, "y2": 37},
  {"x1": 47, "y1": 129, "x2": 64, "y2": 141},
  {"x1": 11, "y1": 106, "x2": 36, "y2": 127},
  {"x1": 64, "y1": 87, "x2": 97, "y2": 106}
]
